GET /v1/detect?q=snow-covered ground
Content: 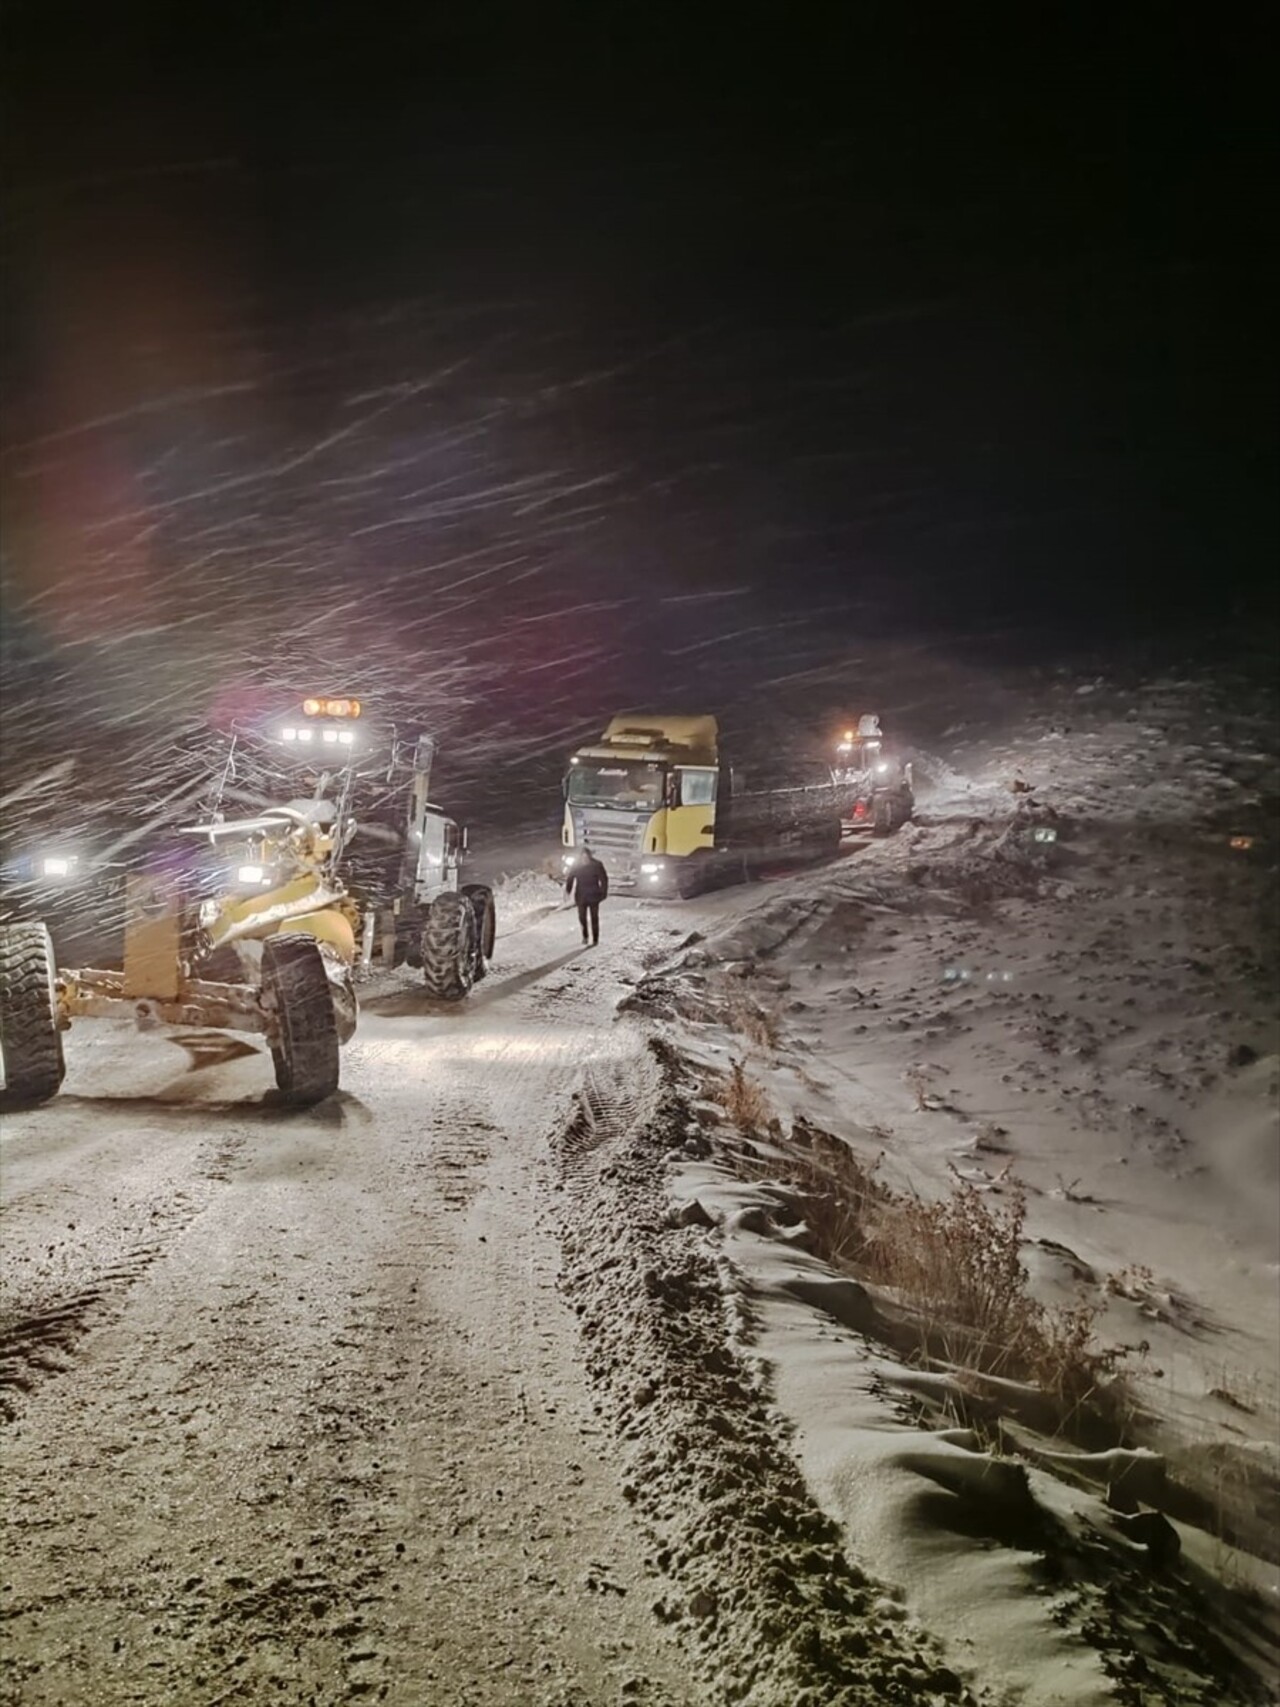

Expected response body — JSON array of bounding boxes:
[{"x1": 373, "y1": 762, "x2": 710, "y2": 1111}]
[
  {"x1": 602, "y1": 666, "x2": 1279, "y2": 1703},
  {"x1": 1, "y1": 661, "x2": 1277, "y2": 1704}
]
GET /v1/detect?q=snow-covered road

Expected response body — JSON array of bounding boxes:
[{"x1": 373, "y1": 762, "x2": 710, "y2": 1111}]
[{"x1": 0, "y1": 894, "x2": 701, "y2": 1706}]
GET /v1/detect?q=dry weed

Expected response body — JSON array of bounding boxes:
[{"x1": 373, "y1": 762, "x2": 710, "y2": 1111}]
[
  {"x1": 734, "y1": 1121, "x2": 1130, "y2": 1429},
  {"x1": 719, "y1": 984, "x2": 783, "y2": 1051},
  {"x1": 865, "y1": 1182, "x2": 1039, "y2": 1378},
  {"x1": 740, "y1": 1122, "x2": 889, "y2": 1267},
  {"x1": 721, "y1": 1060, "x2": 774, "y2": 1134}
]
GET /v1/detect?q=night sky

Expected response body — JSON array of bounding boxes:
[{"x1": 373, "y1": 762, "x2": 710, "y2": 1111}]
[{"x1": 1, "y1": 5, "x2": 1275, "y2": 804}]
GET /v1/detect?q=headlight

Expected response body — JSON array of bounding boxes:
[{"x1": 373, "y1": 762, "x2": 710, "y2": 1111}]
[
  {"x1": 41, "y1": 855, "x2": 78, "y2": 878},
  {"x1": 640, "y1": 860, "x2": 665, "y2": 874},
  {"x1": 322, "y1": 728, "x2": 339, "y2": 744},
  {"x1": 236, "y1": 864, "x2": 268, "y2": 885},
  {"x1": 296, "y1": 728, "x2": 314, "y2": 742},
  {"x1": 281, "y1": 726, "x2": 298, "y2": 741},
  {"x1": 338, "y1": 730, "x2": 355, "y2": 745},
  {"x1": 876, "y1": 762, "x2": 889, "y2": 774}
]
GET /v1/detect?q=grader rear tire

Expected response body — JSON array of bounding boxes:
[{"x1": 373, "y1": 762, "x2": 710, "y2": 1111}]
[
  {"x1": 262, "y1": 933, "x2": 340, "y2": 1105},
  {"x1": 421, "y1": 892, "x2": 478, "y2": 1001},
  {"x1": 0, "y1": 922, "x2": 65, "y2": 1105},
  {"x1": 461, "y1": 883, "x2": 496, "y2": 980}
]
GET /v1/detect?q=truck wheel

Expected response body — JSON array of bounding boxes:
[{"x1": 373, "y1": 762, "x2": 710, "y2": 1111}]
[
  {"x1": 461, "y1": 883, "x2": 496, "y2": 979},
  {"x1": 873, "y1": 794, "x2": 897, "y2": 836},
  {"x1": 0, "y1": 921, "x2": 66, "y2": 1104},
  {"x1": 421, "y1": 892, "x2": 478, "y2": 1001},
  {"x1": 262, "y1": 933, "x2": 339, "y2": 1105},
  {"x1": 675, "y1": 855, "x2": 711, "y2": 898}
]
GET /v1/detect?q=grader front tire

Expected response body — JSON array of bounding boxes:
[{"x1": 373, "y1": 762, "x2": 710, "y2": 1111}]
[
  {"x1": 262, "y1": 933, "x2": 340, "y2": 1106},
  {"x1": 0, "y1": 922, "x2": 66, "y2": 1105}
]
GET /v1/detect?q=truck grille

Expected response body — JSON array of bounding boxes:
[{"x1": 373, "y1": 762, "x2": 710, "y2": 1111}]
[{"x1": 573, "y1": 811, "x2": 648, "y2": 884}]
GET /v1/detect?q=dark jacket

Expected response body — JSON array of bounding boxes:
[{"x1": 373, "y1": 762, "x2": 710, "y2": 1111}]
[{"x1": 565, "y1": 853, "x2": 608, "y2": 904}]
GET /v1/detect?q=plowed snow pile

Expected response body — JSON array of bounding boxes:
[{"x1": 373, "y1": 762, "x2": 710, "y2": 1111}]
[{"x1": 558, "y1": 666, "x2": 1278, "y2": 1704}]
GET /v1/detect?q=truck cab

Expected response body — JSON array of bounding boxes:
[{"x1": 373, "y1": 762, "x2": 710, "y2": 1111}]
[
  {"x1": 563, "y1": 715, "x2": 720, "y2": 893},
  {"x1": 562, "y1": 712, "x2": 849, "y2": 895}
]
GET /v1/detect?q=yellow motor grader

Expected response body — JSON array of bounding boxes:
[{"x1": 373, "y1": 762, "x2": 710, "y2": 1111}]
[{"x1": 0, "y1": 694, "x2": 495, "y2": 1109}]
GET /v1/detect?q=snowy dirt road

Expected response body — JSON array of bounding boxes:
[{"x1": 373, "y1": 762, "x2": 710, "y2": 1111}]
[{"x1": 0, "y1": 894, "x2": 704, "y2": 1707}]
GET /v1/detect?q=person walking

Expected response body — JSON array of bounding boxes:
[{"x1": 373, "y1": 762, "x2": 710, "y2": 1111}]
[{"x1": 565, "y1": 846, "x2": 608, "y2": 946}]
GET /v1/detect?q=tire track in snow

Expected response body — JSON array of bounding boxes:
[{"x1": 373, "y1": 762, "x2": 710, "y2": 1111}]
[{"x1": 0, "y1": 1107, "x2": 258, "y2": 1422}]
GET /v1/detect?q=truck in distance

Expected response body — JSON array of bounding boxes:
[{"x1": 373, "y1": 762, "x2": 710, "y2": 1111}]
[{"x1": 561, "y1": 713, "x2": 852, "y2": 897}]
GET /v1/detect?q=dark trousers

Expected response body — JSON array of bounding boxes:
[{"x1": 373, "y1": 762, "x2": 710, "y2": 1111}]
[{"x1": 576, "y1": 900, "x2": 600, "y2": 943}]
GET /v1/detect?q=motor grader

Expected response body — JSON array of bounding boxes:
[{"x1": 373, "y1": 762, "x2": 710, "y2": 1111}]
[
  {"x1": 198, "y1": 696, "x2": 495, "y2": 999},
  {"x1": 0, "y1": 697, "x2": 495, "y2": 1110}
]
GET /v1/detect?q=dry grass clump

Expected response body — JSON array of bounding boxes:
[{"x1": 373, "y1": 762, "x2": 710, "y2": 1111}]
[
  {"x1": 718, "y1": 983, "x2": 783, "y2": 1051},
  {"x1": 721, "y1": 1060, "x2": 775, "y2": 1134},
  {"x1": 737, "y1": 1120, "x2": 1128, "y2": 1421},
  {"x1": 865, "y1": 1182, "x2": 1037, "y2": 1377},
  {"x1": 744, "y1": 1121, "x2": 890, "y2": 1266}
]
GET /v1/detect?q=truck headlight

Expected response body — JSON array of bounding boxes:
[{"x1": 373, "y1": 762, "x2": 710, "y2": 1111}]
[
  {"x1": 640, "y1": 860, "x2": 665, "y2": 876},
  {"x1": 236, "y1": 864, "x2": 268, "y2": 885},
  {"x1": 41, "y1": 855, "x2": 78, "y2": 878}
]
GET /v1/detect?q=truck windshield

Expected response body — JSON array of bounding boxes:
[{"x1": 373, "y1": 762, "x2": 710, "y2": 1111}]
[{"x1": 567, "y1": 761, "x2": 666, "y2": 809}]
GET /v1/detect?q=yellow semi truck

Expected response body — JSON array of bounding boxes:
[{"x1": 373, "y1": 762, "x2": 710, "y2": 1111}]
[{"x1": 560, "y1": 713, "x2": 849, "y2": 897}]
